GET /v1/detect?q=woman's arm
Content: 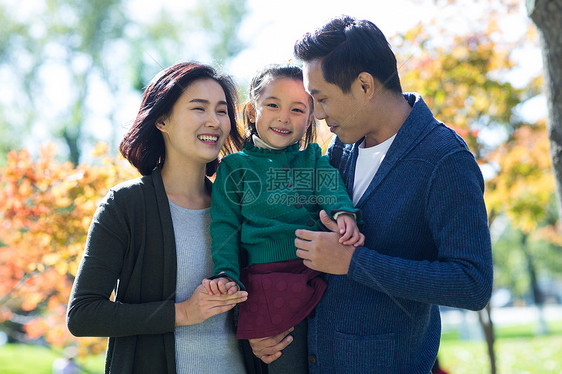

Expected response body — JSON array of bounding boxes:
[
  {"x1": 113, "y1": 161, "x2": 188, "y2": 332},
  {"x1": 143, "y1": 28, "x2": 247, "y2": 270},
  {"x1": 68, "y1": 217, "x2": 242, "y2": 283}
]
[
  {"x1": 67, "y1": 190, "x2": 177, "y2": 337},
  {"x1": 67, "y1": 189, "x2": 248, "y2": 337}
]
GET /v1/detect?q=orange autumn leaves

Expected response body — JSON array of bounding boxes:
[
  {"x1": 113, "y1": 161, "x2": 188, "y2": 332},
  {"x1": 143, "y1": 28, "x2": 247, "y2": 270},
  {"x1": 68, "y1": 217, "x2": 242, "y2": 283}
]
[
  {"x1": 0, "y1": 143, "x2": 138, "y2": 350},
  {"x1": 487, "y1": 123, "x2": 556, "y2": 234}
]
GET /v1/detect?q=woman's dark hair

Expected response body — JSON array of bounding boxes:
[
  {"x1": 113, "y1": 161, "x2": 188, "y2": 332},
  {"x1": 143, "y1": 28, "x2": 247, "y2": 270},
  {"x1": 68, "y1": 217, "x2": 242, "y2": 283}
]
[
  {"x1": 294, "y1": 15, "x2": 402, "y2": 94},
  {"x1": 243, "y1": 64, "x2": 316, "y2": 147},
  {"x1": 119, "y1": 62, "x2": 244, "y2": 176}
]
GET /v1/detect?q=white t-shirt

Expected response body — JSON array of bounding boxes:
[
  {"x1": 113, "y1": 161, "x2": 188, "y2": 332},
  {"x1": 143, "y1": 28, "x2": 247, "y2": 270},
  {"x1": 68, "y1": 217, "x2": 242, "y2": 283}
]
[{"x1": 352, "y1": 135, "x2": 396, "y2": 205}]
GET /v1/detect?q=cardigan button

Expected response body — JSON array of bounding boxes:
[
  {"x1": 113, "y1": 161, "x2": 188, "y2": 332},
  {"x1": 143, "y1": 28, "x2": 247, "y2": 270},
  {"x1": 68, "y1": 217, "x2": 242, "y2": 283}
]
[
  {"x1": 283, "y1": 165, "x2": 289, "y2": 171},
  {"x1": 308, "y1": 354, "x2": 317, "y2": 364},
  {"x1": 295, "y1": 203, "x2": 302, "y2": 209},
  {"x1": 307, "y1": 220, "x2": 315, "y2": 227}
]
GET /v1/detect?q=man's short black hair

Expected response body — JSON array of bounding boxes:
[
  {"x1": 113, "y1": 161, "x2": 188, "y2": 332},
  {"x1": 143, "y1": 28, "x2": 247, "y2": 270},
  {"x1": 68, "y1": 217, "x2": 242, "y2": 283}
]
[{"x1": 294, "y1": 15, "x2": 402, "y2": 94}]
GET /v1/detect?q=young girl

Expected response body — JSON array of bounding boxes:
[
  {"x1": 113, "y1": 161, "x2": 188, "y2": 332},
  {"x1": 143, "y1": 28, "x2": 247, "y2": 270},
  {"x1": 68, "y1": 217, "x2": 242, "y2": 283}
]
[{"x1": 204, "y1": 65, "x2": 363, "y2": 373}]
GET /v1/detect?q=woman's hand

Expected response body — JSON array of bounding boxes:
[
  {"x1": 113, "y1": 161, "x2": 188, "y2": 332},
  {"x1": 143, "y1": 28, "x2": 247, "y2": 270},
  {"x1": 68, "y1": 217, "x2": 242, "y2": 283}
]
[{"x1": 175, "y1": 284, "x2": 247, "y2": 326}]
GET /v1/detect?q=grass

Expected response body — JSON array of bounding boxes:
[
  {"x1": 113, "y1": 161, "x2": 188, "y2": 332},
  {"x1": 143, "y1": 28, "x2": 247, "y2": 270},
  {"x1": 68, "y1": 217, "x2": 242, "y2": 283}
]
[
  {"x1": 439, "y1": 321, "x2": 562, "y2": 374},
  {"x1": 0, "y1": 322, "x2": 561, "y2": 373},
  {"x1": 439, "y1": 334, "x2": 562, "y2": 373},
  {"x1": 0, "y1": 344, "x2": 104, "y2": 374}
]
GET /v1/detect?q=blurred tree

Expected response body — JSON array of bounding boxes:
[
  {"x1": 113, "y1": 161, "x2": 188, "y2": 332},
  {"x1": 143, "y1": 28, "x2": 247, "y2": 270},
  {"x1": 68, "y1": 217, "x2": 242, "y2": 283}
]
[
  {"x1": 189, "y1": 0, "x2": 247, "y2": 63},
  {"x1": 527, "y1": 0, "x2": 562, "y2": 224},
  {"x1": 0, "y1": 143, "x2": 138, "y2": 352},
  {"x1": 0, "y1": 0, "x2": 247, "y2": 165},
  {"x1": 487, "y1": 122, "x2": 556, "y2": 335}
]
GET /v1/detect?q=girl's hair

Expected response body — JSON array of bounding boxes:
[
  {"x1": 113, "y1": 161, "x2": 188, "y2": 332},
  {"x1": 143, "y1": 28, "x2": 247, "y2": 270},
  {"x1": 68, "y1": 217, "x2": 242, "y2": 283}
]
[
  {"x1": 243, "y1": 64, "x2": 316, "y2": 147},
  {"x1": 119, "y1": 62, "x2": 244, "y2": 176}
]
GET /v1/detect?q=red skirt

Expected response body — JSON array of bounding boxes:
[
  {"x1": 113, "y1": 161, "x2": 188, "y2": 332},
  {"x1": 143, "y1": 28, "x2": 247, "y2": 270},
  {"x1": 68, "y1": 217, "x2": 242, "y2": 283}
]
[{"x1": 236, "y1": 258, "x2": 326, "y2": 339}]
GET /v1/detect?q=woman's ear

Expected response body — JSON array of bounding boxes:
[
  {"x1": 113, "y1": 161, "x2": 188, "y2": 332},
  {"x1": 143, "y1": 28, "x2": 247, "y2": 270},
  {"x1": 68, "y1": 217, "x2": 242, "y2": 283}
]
[{"x1": 155, "y1": 118, "x2": 166, "y2": 133}]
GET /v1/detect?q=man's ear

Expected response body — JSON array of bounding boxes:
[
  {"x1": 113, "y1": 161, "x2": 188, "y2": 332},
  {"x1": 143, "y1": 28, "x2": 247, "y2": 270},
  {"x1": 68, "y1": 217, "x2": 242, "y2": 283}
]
[{"x1": 356, "y1": 72, "x2": 378, "y2": 99}]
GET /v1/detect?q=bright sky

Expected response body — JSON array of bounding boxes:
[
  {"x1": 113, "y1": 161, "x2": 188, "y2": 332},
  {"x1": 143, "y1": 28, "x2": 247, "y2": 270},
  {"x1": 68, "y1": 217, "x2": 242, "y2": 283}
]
[
  {"x1": 135, "y1": 0, "x2": 545, "y2": 139},
  {"x1": 225, "y1": 0, "x2": 539, "y2": 85},
  {"x1": 0, "y1": 0, "x2": 544, "y2": 154},
  {"x1": 128, "y1": 0, "x2": 540, "y2": 83},
  {"x1": 229, "y1": 0, "x2": 431, "y2": 82}
]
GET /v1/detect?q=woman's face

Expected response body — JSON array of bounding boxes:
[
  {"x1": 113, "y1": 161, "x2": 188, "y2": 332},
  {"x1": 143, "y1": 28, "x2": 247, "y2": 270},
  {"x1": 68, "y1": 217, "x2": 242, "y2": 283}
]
[{"x1": 157, "y1": 78, "x2": 231, "y2": 166}]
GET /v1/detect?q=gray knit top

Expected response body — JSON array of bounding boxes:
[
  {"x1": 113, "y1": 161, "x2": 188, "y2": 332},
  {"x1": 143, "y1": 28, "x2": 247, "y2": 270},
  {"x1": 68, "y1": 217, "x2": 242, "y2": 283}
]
[{"x1": 169, "y1": 202, "x2": 245, "y2": 374}]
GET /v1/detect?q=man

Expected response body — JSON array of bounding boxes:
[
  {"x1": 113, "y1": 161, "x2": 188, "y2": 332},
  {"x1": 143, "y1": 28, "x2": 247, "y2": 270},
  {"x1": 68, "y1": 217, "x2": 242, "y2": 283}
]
[{"x1": 250, "y1": 15, "x2": 493, "y2": 373}]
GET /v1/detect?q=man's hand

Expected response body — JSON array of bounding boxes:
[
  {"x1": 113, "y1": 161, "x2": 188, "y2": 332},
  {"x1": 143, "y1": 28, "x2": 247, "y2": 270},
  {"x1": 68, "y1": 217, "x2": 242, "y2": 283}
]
[
  {"x1": 295, "y1": 210, "x2": 357, "y2": 274},
  {"x1": 248, "y1": 328, "x2": 294, "y2": 364}
]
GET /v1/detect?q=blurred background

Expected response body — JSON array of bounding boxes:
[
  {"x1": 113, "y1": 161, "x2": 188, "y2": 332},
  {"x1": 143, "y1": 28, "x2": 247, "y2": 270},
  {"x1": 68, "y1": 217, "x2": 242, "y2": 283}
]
[{"x1": 0, "y1": 0, "x2": 560, "y2": 373}]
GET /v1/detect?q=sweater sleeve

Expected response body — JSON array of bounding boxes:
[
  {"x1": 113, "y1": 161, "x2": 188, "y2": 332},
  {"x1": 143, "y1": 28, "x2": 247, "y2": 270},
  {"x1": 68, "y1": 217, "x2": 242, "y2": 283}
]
[
  {"x1": 210, "y1": 159, "x2": 245, "y2": 289},
  {"x1": 347, "y1": 150, "x2": 493, "y2": 311},
  {"x1": 67, "y1": 189, "x2": 175, "y2": 337},
  {"x1": 312, "y1": 143, "x2": 360, "y2": 219}
]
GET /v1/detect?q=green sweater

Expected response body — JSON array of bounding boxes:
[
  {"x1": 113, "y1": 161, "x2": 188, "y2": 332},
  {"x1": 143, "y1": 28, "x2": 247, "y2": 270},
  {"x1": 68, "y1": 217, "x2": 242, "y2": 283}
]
[{"x1": 210, "y1": 142, "x2": 359, "y2": 287}]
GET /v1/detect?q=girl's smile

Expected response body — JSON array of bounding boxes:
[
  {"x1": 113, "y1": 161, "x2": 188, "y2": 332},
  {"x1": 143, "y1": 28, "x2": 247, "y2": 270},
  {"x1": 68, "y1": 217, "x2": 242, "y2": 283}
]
[{"x1": 250, "y1": 77, "x2": 312, "y2": 149}]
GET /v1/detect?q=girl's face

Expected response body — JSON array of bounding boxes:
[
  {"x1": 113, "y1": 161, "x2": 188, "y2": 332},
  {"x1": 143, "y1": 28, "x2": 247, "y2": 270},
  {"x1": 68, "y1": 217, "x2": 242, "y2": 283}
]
[
  {"x1": 249, "y1": 77, "x2": 312, "y2": 149},
  {"x1": 157, "y1": 78, "x2": 231, "y2": 166}
]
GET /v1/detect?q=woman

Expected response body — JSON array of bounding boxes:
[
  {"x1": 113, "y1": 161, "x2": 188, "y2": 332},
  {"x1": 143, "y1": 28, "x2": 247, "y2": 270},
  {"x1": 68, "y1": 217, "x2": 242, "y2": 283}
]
[{"x1": 67, "y1": 62, "x2": 248, "y2": 373}]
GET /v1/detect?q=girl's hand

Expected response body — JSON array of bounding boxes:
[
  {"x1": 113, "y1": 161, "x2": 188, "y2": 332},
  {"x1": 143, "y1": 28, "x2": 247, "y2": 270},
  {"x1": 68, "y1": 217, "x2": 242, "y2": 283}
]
[
  {"x1": 175, "y1": 284, "x2": 247, "y2": 326},
  {"x1": 336, "y1": 213, "x2": 365, "y2": 247},
  {"x1": 201, "y1": 277, "x2": 239, "y2": 295}
]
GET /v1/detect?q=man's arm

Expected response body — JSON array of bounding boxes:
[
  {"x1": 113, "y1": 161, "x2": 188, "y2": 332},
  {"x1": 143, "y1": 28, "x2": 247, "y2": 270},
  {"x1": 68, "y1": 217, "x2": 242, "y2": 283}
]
[{"x1": 297, "y1": 151, "x2": 493, "y2": 311}]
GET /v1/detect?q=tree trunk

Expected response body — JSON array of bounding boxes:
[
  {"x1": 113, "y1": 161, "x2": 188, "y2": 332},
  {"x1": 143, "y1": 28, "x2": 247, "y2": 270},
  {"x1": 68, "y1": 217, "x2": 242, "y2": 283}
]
[
  {"x1": 478, "y1": 303, "x2": 496, "y2": 374},
  {"x1": 478, "y1": 212, "x2": 497, "y2": 374},
  {"x1": 520, "y1": 233, "x2": 548, "y2": 335},
  {"x1": 527, "y1": 0, "x2": 562, "y2": 219}
]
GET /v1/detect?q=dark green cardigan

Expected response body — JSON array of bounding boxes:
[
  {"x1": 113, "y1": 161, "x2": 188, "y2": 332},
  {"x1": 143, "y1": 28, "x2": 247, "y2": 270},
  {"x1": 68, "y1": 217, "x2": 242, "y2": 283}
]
[{"x1": 67, "y1": 168, "x2": 179, "y2": 373}]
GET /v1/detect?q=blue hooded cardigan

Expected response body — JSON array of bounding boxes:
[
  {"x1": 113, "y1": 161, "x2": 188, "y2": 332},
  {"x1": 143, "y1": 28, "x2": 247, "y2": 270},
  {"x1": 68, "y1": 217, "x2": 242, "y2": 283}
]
[{"x1": 306, "y1": 93, "x2": 493, "y2": 373}]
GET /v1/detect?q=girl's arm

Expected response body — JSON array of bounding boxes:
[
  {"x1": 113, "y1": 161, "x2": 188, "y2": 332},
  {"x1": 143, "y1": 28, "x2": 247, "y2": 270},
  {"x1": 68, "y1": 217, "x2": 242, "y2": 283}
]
[
  {"x1": 312, "y1": 144, "x2": 360, "y2": 220},
  {"x1": 209, "y1": 159, "x2": 246, "y2": 289}
]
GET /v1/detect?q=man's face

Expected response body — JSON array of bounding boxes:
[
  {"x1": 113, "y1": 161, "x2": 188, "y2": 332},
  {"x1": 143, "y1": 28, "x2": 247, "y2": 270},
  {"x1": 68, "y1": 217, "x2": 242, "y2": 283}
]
[{"x1": 303, "y1": 59, "x2": 367, "y2": 144}]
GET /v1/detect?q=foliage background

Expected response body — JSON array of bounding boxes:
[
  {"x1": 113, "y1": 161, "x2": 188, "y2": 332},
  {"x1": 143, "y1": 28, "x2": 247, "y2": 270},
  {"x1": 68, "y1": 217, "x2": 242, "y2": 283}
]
[{"x1": 1, "y1": 0, "x2": 560, "y2": 372}]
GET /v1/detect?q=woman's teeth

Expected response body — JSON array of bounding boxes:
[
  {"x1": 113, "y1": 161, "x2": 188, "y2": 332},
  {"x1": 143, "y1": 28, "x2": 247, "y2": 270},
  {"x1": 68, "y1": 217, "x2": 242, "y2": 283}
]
[{"x1": 198, "y1": 135, "x2": 218, "y2": 142}]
